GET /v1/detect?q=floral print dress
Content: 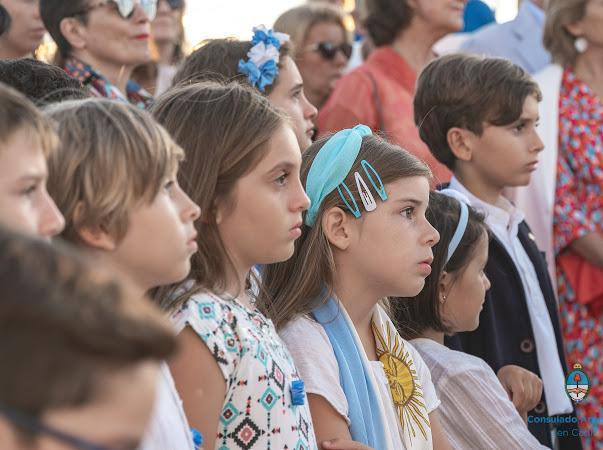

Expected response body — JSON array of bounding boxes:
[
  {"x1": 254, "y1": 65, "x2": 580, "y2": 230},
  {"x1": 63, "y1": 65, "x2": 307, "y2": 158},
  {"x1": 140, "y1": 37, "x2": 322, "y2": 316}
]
[{"x1": 554, "y1": 68, "x2": 603, "y2": 448}]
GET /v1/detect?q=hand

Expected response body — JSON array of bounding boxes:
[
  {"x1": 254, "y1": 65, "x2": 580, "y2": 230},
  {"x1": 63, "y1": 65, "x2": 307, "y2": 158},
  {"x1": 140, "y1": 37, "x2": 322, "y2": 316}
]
[
  {"x1": 497, "y1": 364, "x2": 543, "y2": 417},
  {"x1": 322, "y1": 439, "x2": 374, "y2": 449}
]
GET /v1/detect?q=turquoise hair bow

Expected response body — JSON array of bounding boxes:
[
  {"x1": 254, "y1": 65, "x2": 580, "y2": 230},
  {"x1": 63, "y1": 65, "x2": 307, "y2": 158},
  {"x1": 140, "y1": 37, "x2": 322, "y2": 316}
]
[{"x1": 305, "y1": 125, "x2": 372, "y2": 227}]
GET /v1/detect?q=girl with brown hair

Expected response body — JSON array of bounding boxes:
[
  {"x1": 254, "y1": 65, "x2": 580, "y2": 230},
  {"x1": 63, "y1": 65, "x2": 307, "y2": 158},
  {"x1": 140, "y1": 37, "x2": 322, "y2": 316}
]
[{"x1": 258, "y1": 126, "x2": 450, "y2": 449}]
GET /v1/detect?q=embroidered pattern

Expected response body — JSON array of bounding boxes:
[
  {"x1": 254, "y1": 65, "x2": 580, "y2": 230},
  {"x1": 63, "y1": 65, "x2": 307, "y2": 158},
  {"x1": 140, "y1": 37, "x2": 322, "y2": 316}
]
[
  {"x1": 372, "y1": 317, "x2": 431, "y2": 443},
  {"x1": 173, "y1": 294, "x2": 317, "y2": 449}
]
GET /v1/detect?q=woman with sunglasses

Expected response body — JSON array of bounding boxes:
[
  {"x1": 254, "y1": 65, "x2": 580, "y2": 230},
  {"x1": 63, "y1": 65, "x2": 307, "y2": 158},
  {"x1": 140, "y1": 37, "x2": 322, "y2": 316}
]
[
  {"x1": 274, "y1": 3, "x2": 350, "y2": 111},
  {"x1": 132, "y1": 0, "x2": 186, "y2": 96},
  {"x1": 40, "y1": 0, "x2": 157, "y2": 109},
  {"x1": 317, "y1": 0, "x2": 468, "y2": 184}
]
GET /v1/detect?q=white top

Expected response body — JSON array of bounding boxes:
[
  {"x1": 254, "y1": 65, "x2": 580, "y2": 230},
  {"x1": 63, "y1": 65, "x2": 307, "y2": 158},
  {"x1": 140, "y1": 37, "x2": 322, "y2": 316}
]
[
  {"x1": 172, "y1": 292, "x2": 318, "y2": 450},
  {"x1": 140, "y1": 363, "x2": 194, "y2": 450},
  {"x1": 449, "y1": 177, "x2": 572, "y2": 415},
  {"x1": 280, "y1": 315, "x2": 440, "y2": 449},
  {"x1": 411, "y1": 338, "x2": 550, "y2": 449}
]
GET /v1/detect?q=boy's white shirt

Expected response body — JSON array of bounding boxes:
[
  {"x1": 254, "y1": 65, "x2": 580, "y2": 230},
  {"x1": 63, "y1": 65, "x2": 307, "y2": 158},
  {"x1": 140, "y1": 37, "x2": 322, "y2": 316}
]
[{"x1": 449, "y1": 176, "x2": 572, "y2": 415}]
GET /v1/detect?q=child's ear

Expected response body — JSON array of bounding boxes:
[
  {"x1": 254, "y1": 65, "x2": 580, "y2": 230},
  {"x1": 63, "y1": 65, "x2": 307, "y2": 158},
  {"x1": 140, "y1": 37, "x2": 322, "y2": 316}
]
[
  {"x1": 73, "y1": 202, "x2": 117, "y2": 251},
  {"x1": 321, "y1": 206, "x2": 353, "y2": 251},
  {"x1": 59, "y1": 17, "x2": 88, "y2": 51},
  {"x1": 447, "y1": 127, "x2": 475, "y2": 162},
  {"x1": 439, "y1": 271, "x2": 453, "y2": 304},
  {"x1": 564, "y1": 19, "x2": 584, "y2": 39}
]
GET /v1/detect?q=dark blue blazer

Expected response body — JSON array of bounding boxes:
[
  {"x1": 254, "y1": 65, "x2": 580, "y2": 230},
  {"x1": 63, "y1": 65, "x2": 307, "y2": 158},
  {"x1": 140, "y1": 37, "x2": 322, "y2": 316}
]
[{"x1": 446, "y1": 221, "x2": 582, "y2": 449}]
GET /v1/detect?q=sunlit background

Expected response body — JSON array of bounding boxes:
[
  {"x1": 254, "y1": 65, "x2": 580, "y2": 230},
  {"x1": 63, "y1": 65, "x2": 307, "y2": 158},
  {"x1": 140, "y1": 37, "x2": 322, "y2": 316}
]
[{"x1": 183, "y1": 0, "x2": 519, "y2": 47}]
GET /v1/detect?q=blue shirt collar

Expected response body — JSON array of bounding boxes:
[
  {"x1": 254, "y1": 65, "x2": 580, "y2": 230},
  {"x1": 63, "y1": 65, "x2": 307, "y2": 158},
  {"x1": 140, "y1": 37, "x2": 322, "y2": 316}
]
[{"x1": 522, "y1": 1, "x2": 545, "y2": 27}]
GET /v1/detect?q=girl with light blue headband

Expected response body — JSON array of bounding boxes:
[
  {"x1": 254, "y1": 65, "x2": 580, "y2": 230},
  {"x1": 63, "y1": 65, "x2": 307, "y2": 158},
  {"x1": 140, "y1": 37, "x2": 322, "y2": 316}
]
[
  {"x1": 259, "y1": 125, "x2": 451, "y2": 449},
  {"x1": 393, "y1": 191, "x2": 548, "y2": 449}
]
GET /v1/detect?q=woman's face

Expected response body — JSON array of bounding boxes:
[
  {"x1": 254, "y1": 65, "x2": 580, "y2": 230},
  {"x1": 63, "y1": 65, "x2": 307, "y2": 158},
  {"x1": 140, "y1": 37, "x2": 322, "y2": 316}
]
[
  {"x1": 411, "y1": 0, "x2": 466, "y2": 35},
  {"x1": 151, "y1": 0, "x2": 183, "y2": 45},
  {"x1": 0, "y1": 0, "x2": 45, "y2": 57},
  {"x1": 568, "y1": 0, "x2": 603, "y2": 50},
  {"x1": 440, "y1": 230, "x2": 491, "y2": 333},
  {"x1": 76, "y1": 1, "x2": 153, "y2": 68},
  {"x1": 296, "y1": 21, "x2": 349, "y2": 107}
]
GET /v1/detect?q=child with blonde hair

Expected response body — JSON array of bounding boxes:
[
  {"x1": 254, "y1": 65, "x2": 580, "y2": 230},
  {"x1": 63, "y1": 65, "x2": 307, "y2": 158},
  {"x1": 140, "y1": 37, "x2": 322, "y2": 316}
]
[{"x1": 45, "y1": 98, "x2": 201, "y2": 450}]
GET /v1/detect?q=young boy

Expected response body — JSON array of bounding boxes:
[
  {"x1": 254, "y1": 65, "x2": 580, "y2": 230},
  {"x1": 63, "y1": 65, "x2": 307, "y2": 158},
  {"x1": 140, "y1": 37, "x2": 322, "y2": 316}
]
[
  {"x1": 0, "y1": 82, "x2": 64, "y2": 238},
  {"x1": 45, "y1": 98, "x2": 201, "y2": 450},
  {"x1": 0, "y1": 226, "x2": 177, "y2": 450},
  {"x1": 413, "y1": 54, "x2": 580, "y2": 449}
]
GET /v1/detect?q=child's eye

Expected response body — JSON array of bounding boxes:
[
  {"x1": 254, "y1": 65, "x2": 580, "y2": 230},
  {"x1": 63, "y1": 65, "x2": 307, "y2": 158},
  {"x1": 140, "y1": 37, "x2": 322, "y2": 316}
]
[
  {"x1": 291, "y1": 90, "x2": 302, "y2": 99},
  {"x1": 21, "y1": 183, "x2": 38, "y2": 197},
  {"x1": 164, "y1": 180, "x2": 175, "y2": 191},
  {"x1": 401, "y1": 207, "x2": 414, "y2": 219},
  {"x1": 276, "y1": 172, "x2": 289, "y2": 186},
  {"x1": 514, "y1": 123, "x2": 526, "y2": 132}
]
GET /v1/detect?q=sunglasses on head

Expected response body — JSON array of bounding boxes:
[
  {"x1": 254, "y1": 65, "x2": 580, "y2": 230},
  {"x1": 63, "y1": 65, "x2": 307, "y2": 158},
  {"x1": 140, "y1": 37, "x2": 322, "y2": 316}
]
[
  {"x1": 164, "y1": 0, "x2": 184, "y2": 10},
  {"x1": 309, "y1": 41, "x2": 353, "y2": 61},
  {"x1": 74, "y1": 0, "x2": 158, "y2": 21}
]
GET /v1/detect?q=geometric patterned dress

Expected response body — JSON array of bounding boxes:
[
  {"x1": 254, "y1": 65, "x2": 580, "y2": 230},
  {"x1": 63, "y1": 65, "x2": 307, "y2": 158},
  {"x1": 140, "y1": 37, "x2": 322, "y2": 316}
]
[
  {"x1": 173, "y1": 293, "x2": 318, "y2": 449},
  {"x1": 554, "y1": 68, "x2": 603, "y2": 449}
]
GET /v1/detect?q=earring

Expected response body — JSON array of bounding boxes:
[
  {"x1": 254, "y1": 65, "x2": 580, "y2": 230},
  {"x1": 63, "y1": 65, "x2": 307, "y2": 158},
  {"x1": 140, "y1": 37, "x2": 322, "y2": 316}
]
[
  {"x1": 440, "y1": 294, "x2": 447, "y2": 304},
  {"x1": 575, "y1": 37, "x2": 588, "y2": 53}
]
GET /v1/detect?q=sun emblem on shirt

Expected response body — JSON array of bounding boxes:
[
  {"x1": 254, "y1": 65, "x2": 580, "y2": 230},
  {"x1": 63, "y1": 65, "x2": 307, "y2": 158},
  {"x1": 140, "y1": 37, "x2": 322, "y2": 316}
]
[{"x1": 373, "y1": 321, "x2": 430, "y2": 441}]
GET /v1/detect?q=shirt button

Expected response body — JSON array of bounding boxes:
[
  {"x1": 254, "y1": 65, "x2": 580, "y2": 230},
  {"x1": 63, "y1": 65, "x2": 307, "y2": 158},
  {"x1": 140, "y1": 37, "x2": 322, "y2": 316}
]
[
  {"x1": 534, "y1": 401, "x2": 546, "y2": 414},
  {"x1": 520, "y1": 338, "x2": 535, "y2": 353}
]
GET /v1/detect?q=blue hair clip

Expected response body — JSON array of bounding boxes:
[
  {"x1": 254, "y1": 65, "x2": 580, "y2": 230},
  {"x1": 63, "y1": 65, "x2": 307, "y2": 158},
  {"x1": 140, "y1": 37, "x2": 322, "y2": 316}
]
[{"x1": 238, "y1": 26, "x2": 289, "y2": 93}]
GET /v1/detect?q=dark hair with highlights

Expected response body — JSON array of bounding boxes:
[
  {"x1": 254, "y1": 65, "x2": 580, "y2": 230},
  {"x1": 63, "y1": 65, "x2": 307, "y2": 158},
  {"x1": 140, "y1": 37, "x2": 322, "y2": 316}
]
[
  {"x1": 393, "y1": 192, "x2": 488, "y2": 340},
  {"x1": 414, "y1": 54, "x2": 542, "y2": 170}
]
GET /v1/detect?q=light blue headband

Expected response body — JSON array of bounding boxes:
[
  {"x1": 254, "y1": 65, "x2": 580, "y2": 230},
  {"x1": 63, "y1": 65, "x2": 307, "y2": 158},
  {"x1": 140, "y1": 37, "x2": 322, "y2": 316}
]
[
  {"x1": 438, "y1": 189, "x2": 470, "y2": 264},
  {"x1": 304, "y1": 125, "x2": 388, "y2": 227}
]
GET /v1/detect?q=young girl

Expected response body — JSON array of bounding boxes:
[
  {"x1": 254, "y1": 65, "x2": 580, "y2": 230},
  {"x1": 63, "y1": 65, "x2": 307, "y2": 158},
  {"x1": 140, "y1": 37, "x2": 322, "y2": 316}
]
[
  {"x1": 151, "y1": 81, "x2": 323, "y2": 449},
  {"x1": 393, "y1": 190, "x2": 548, "y2": 449},
  {"x1": 258, "y1": 125, "x2": 449, "y2": 449},
  {"x1": 172, "y1": 26, "x2": 318, "y2": 151}
]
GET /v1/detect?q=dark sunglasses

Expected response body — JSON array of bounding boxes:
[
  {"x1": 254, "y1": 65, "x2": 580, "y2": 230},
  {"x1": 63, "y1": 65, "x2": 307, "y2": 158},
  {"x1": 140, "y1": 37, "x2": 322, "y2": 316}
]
[
  {"x1": 73, "y1": 0, "x2": 158, "y2": 21},
  {"x1": 164, "y1": 0, "x2": 184, "y2": 10},
  {"x1": 308, "y1": 41, "x2": 352, "y2": 60}
]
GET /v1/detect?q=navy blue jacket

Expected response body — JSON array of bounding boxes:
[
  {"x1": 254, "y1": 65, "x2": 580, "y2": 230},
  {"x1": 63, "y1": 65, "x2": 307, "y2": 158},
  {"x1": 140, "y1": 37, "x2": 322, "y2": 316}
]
[{"x1": 446, "y1": 221, "x2": 582, "y2": 449}]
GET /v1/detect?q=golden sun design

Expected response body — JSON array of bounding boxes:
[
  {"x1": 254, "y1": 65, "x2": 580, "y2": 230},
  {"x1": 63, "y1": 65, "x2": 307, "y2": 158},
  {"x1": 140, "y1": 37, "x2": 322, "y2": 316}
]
[{"x1": 373, "y1": 321, "x2": 430, "y2": 441}]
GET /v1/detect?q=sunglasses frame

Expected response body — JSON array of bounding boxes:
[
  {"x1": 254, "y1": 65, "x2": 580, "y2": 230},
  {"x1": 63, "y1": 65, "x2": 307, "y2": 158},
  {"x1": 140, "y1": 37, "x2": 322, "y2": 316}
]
[{"x1": 307, "y1": 41, "x2": 353, "y2": 61}]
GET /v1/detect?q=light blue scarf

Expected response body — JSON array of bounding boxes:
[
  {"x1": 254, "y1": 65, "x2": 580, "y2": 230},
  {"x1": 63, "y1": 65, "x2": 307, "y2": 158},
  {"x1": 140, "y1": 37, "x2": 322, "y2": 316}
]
[{"x1": 312, "y1": 297, "x2": 388, "y2": 449}]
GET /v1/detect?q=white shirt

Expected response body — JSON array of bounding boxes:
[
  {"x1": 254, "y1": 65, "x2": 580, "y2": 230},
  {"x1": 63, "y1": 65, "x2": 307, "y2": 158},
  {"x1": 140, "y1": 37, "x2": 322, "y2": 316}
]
[
  {"x1": 449, "y1": 177, "x2": 572, "y2": 415},
  {"x1": 140, "y1": 363, "x2": 194, "y2": 450},
  {"x1": 411, "y1": 338, "x2": 549, "y2": 449},
  {"x1": 280, "y1": 315, "x2": 440, "y2": 449}
]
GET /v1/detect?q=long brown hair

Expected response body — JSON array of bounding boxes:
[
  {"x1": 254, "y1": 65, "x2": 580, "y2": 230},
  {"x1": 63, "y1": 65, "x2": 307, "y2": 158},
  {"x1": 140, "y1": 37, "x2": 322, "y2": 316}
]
[
  {"x1": 258, "y1": 133, "x2": 431, "y2": 329},
  {"x1": 150, "y1": 81, "x2": 285, "y2": 310}
]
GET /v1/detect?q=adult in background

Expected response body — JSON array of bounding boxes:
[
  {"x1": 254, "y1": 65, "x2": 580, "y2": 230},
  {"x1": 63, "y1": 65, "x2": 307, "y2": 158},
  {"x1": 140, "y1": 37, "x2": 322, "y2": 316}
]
[
  {"x1": 40, "y1": 0, "x2": 157, "y2": 109},
  {"x1": 0, "y1": 0, "x2": 45, "y2": 59},
  {"x1": 317, "y1": 0, "x2": 466, "y2": 184},
  {"x1": 133, "y1": 0, "x2": 186, "y2": 96},
  {"x1": 513, "y1": 0, "x2": 603, "y2": 446},
  {"x1": 461, "y1": 0, "x2": 550, "y2": 74},
  {"x1": 274, "y1": 3, "x2": 350, "y2": 111}
]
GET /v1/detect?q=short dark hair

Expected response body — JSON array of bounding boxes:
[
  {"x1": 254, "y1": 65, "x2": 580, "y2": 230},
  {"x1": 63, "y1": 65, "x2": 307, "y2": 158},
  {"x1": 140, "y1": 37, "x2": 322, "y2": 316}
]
[
  {"x1": 171, "y1": 38, "x2": 291, "y2": 96},
  {"x1": 0, "y1": 226, "x2": 176, "y2": 420},
  {"x1": 39, "y1": 0, "x2": 88, "y2": 64},
  {"x1": 364, "y1": 0, "x2": 413, "y2": 47},
  {"x1": 393, "y1": 192, "x2": 488, "y2": 340},
  {"x1": 0, "y1": 58, "x2": 89, "y2": 106},
  {"x1": 413, "y1": 54, "x2": 542, "y2": 170}
]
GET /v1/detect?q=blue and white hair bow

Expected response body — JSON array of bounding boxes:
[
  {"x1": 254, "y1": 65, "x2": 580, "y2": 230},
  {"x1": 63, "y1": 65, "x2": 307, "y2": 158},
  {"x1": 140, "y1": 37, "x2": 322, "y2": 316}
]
[{"x1": 238, "y1": 25, "x2": 290, "y2": 93}]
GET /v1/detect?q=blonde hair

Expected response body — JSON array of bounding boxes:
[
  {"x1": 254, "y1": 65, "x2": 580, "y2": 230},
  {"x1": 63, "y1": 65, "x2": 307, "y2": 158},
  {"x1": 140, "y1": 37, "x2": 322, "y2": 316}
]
[
  {"x1": 543, "y1": 0, "x2": 588, "y2": 67},
  {"x1": 258, "y1": 134, "x2": 431, "y2": 330},
  {"x1": 0, "y1": 82, "x2": 58, "y2": 158},
  {"x1": 150, "y1": 81, "x2": 285, "y2": 310},
  {"x1": 274, "y1": 3, "x2": 348, "y2": 59},
  {"x1": 45, "y1": 98, "x2": 183, "y2": 244}
]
